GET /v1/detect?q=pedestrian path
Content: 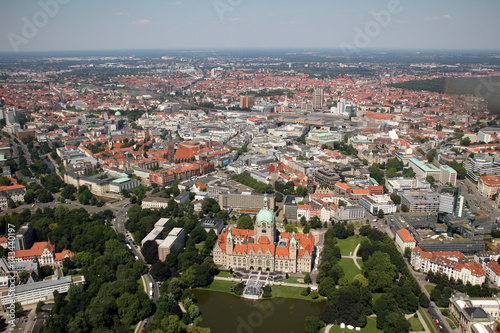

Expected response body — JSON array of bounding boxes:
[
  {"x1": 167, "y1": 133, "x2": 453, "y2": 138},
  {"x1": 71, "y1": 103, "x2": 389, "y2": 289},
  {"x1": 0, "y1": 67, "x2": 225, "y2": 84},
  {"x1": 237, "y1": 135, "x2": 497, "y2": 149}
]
[{"x1": 341, "y1": 243, "x2": 362, "y2": 270}]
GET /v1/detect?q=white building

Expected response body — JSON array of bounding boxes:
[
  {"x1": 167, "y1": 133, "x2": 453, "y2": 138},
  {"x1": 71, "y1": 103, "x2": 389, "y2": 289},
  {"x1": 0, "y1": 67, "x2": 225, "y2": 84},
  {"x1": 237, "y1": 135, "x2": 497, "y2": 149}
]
[
  {"x1": 141, "y1": 197, "x2": 170, "y2": 210},
  {"x1": 1, "y1": 275, "x2": 85, "y2": 308},
  {"x1": 485, "y1": 261, "x2": 500, "y2": 287},
  {"x1": 395, "y1": 229, "x2": 416, "y2": 252},
  {"x1": 359, "y1": 194, "x2": 397, "y2": 215},
  {"x1": 158, "y1": 228, "x2": 185, "y2": 261},
  {"x1": 411, "y1": 247, "x2": 486, "y2": 286},
  {"x1": 141, "y1": 218, "x2": 170, "y2": 246}
]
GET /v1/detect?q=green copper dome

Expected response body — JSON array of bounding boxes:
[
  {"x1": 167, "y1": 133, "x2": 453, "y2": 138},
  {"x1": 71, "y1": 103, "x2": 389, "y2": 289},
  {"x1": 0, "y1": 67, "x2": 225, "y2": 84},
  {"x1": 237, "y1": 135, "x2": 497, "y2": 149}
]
[
  {"x1": 114, "y1": 111, "x2": 122, "y2": 116},
  {"x1": 256, "y1": 209, "x2": 273, "y2": 225}
]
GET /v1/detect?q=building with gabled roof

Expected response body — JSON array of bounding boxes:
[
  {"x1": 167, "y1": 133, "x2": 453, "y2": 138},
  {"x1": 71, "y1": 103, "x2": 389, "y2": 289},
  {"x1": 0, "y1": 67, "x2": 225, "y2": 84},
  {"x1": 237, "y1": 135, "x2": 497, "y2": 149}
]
[
  {"x1": 213, "y1": 196, "x2": 314, "y2": 273},
  {"x1": 411, "y1": 246, "x2": 486, "y2": 285},
  {"x1": 12, "y1": 241, "x2": 74, "y2": 267}
]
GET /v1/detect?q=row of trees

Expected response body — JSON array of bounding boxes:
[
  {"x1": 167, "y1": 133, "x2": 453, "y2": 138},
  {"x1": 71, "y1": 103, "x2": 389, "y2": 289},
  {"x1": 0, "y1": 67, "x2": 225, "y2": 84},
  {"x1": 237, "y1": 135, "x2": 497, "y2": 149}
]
[
  {"x1": 231, "y1": 173, "x2": 274, "y2": 194},
  {"x1": 1, "y1": 208, "x2": 153, "y2": 332}
]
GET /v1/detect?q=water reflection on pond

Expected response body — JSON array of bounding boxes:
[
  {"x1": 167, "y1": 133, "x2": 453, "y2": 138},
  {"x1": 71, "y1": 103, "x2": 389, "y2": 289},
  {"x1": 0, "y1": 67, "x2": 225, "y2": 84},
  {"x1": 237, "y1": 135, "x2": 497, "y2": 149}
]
[{"x1": 193, "y1": 289, "x2": 325, "y2": 333}]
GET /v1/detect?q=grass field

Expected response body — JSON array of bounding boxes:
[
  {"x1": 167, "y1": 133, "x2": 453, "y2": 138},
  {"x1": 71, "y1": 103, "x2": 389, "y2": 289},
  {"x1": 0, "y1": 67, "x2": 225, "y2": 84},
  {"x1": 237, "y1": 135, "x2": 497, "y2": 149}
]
[
  {"x1": 323, "y1": 317, "x2": 381, "y2": 333},
  {"x1": 138, "y1": 277, "x2": 145, "y2": 293},
  {"x1": 339, "y1": 258, "x2": 361, "y2": 282},
  {"x1": 336, "y1": 236, "x2": 366, "y2": 257},
  {"x1": 199, "y1": 280, "x2": 236, "y2": 293},
  {"x1": 271, "y1": 285, "x2": 315, "y2": 301},
  {"x1": 199, "y1": 280, "x2": 316, "y2": 301},
  {"x1": 408, "y1": 316, "x2": 424, "y2": 331},
  {"x1": 425, "y1": 285, "x2": 434, "y2": 294},
  {"x1": 216, "y1": 270, "x2": 234, "y2": 278}
]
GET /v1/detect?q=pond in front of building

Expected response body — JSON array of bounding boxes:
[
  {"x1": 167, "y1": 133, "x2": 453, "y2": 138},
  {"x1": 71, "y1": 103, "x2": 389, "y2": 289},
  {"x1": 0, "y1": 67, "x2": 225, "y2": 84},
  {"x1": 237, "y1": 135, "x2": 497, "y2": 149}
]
[{"x1": 193, "y1": 289, "x2": 325, "y2": 333}]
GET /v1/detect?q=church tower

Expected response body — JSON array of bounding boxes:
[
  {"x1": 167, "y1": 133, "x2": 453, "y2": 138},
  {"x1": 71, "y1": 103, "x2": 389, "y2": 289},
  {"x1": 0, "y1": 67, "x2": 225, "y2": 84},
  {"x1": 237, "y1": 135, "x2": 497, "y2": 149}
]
[
  {"x1": 254, "y1": 195, "x2": 275, "y2": 244},
  {"x1": 226, "y1": 227, "x2": 233, "y2": 255},
  {"x1": 289, "y1": 232, "x2": 297, "y2": 273},
  {"x1": 166, "y1": 131, "x2": 175, "y2": 163},
  {"x1": 307, "y1": 168, "x2": 315, "y2": 195}
]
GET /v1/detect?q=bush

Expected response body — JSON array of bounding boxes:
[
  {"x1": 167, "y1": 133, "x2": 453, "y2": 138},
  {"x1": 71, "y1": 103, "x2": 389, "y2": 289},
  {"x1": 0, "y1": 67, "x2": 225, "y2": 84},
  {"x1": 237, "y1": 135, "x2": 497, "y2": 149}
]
[
  {"x1": 234, "y1": 283, "x2": 244, "y2": 296},
  {"x1": 262, "y1": 285, "x2": 272, "y2": 298},
  {"x1": 301, "y1": 287, "x2": 311, "y2": 296},
  {"x1": 310, "y1": 290, "x2": 319, "y2": 299}
]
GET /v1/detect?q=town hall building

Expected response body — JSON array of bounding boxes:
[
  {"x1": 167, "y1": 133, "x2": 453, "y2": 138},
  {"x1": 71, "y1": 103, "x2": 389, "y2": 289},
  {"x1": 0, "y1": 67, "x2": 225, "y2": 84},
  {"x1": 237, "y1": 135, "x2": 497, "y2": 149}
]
[{"x1": 213, "y1": 196, "x2": 315, "y2": 273}]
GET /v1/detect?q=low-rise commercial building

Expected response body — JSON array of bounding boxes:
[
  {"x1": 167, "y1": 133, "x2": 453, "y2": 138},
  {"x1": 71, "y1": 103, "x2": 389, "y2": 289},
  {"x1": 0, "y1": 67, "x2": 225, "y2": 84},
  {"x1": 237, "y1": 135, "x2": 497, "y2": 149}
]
[
  {"x1": 360, "y1": 194, "x2": 397, "y2": 215},
  {"x1": 401, "y1": 193, "x2": 440, "y2": 213},
  {"x1": 1, "y1": 275, "x2": 85, "y2": 309}
]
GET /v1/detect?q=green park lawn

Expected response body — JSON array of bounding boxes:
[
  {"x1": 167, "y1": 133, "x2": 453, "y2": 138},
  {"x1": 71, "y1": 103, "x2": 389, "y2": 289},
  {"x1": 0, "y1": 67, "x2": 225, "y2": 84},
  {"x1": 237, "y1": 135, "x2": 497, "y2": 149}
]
[
  {"x1": 408, "y1": 315, "x2": 424, "y2": 331},
  {"x1": 339, "y1": 258, "x2": 361, "y2": 282},
  {"x1": 322, "y1": 317, "x2": 381, "y2": 333},
  {"x1": 271, "y1": 285, "x2": 315, "y2": 301},
  {"x1": 201, "y1": 280, "x2": 315, "y2": 301},
  {"x1": 336, "y1": 236, "x2": 366, "y2": 257},
  {"x1": 425, "y1": 285, "x2": 434, "y2": 294},
  {"x1": 216, "y1": 270, "x2": 234, "y2": 278},
  {"x1": 200, "y1": 280, "x2": 236, "y2": 294}
]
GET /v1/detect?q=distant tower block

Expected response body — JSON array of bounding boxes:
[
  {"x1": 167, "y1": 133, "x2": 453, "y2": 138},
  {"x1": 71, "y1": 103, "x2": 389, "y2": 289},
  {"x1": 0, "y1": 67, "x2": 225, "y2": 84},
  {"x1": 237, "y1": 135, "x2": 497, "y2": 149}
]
[{"x1": 313, "y1": 88, "x2": 324, "y2": 110}]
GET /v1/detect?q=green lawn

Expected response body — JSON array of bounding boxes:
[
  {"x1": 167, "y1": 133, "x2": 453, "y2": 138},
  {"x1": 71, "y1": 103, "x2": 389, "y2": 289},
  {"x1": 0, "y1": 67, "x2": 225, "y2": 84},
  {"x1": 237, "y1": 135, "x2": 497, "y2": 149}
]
[
  {"x1": 408, "y1": 316, "x2": 424, "y2": 331},
  {"x1": 336, "y1": 236, "x2": 366, "y2": 257},
  {"x1": 195, "y1": 242, "x2": 205, "y2": 251},
  {"x1": 325, "y1": 317, "x2": 381, "y2": 333},
  {"x1": 425, "y1": 285, "x2": 434, "y2": 294},
  {"x1": 271, "y1": 285, "x2": 315, "y2": 301},
  {"x1": 199, "y1": 280, "x2": 236, "y2": 294},
  {"x1": 216, "y1": 270, "x2": 234, "y2": 278},
  {"x1": 138, "y1": 276, "x2": 145, "y2": 293},
  {"x1": 339, "y1": 258, "x2": 361, "y2": 282}
]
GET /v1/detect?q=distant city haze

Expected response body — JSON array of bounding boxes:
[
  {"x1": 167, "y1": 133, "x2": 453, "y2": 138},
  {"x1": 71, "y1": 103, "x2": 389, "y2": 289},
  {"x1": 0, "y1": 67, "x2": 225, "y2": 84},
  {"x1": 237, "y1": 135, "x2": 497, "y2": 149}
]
[{"x1": 1, "y1": 0, "x2": 499, "y2": 53}]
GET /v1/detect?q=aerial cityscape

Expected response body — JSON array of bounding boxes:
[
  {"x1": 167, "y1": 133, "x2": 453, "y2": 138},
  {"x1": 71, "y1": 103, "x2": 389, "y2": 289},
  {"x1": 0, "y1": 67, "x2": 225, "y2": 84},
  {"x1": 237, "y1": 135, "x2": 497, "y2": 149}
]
[{"x1": 1, "y1": 1, "x2": 500, "y2": 333}]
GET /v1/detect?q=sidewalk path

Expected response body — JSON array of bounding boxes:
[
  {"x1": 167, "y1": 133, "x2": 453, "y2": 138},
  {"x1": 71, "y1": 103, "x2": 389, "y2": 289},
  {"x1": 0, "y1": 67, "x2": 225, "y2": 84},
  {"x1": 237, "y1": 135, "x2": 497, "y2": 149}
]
[{"x1": 341, "y1": 243, "x2": 362, "y2": 270}]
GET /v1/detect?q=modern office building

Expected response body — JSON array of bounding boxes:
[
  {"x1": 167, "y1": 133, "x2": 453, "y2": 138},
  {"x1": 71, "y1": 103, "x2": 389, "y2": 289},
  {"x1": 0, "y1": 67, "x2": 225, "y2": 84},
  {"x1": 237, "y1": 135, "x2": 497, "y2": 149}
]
[
  {"x1": 439, "y1": 165, "x2": 458, "y2": 186},
  {"x1": 408, "y1": 158, "x2": 441, "y2": 179},
  {"x1": 141, "y1": 218, "x2": 170, "y2": 246},
  {"x1": 1, "y1": 275, "x2": 85, "y2": 309},
  {"x1": 401, "y1": 193, "x2": 441, "y2": 213},
  {"x1": 360, "y1": 194, "x2": 397, "y2": 215},
  {"x1": 158, "y1": 228, "x2": 185, "y2": 261}
]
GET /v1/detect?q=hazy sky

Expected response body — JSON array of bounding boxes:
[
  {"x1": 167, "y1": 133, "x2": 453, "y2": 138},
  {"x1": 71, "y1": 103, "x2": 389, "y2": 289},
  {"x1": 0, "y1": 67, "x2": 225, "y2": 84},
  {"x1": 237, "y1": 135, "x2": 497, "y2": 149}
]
[{"x1": 1, "y1": 0, "x2": 499, "y2": 53}]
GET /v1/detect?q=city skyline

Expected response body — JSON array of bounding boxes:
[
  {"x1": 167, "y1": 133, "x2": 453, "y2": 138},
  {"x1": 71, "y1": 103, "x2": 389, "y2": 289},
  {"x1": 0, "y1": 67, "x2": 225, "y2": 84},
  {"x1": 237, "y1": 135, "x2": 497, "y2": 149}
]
[{"x1": 1, "y1": 0, "x2": 500, "y2": 53}]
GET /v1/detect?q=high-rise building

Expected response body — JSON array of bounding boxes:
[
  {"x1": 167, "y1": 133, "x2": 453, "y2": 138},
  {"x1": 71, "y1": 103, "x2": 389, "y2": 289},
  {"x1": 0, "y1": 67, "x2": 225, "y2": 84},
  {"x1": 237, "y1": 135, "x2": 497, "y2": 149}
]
[
  {"x1": 313, "y1": 88, "x2": 324, "y2": 110},
  {"x1": 240, "y1": 96, "x2": 256, "y2": 109},
  {"x1": 167, "y1": 131, "x2": 175, "y2": 164}
]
